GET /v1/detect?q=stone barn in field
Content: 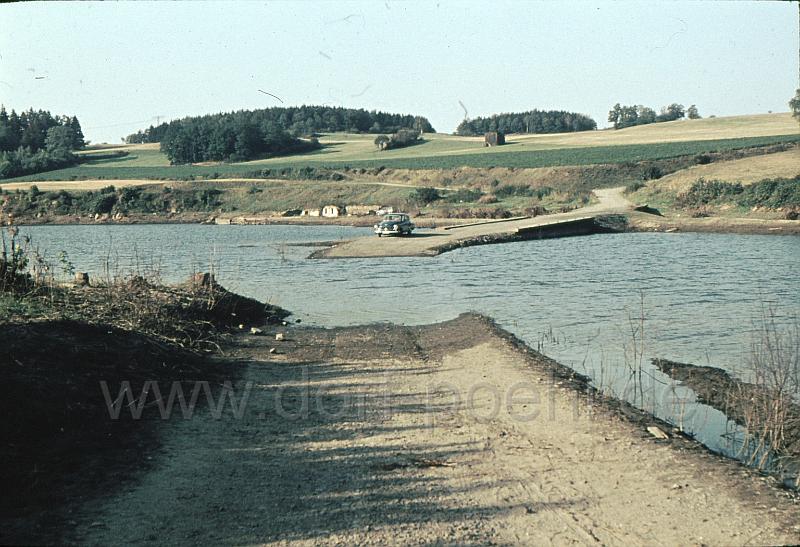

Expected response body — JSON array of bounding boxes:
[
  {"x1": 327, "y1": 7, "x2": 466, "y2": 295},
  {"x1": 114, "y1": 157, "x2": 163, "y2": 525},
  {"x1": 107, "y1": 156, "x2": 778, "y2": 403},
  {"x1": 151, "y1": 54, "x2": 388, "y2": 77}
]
[
  {"x1": 484, "y1": 131, "x2": 505, "y2": 147},
  {"x1": 322, "y1": 205, "x2": 343, "y2": 217}
]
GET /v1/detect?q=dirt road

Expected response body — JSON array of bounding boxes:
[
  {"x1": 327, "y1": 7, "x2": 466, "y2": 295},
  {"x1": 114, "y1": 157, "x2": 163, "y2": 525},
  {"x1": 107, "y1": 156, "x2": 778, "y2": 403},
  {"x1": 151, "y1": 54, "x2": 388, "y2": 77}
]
[
  {"x1": 0, "y1": 177, "x2": 451, "y2": 193},
  {"x1": 314, "y1": 187, "x2": 633, "y2": 258},
  {"x1": 72, "y1": 315, "x2": 798, "y2": 545}
]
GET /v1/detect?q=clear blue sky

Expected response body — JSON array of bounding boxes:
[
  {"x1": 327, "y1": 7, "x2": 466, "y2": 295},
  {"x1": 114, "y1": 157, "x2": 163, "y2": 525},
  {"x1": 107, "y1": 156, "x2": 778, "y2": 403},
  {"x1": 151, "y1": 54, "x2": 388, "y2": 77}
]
[{"x1": 1, "y1": 1, "x2": 797, "y2": 143}]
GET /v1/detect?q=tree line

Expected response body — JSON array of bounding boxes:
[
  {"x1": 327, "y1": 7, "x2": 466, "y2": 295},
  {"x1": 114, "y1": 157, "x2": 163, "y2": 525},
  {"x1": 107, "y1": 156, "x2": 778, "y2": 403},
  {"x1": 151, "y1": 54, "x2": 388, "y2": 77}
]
[
  {"x1": 455, "y1": 109, "x2": 597, "y2": 136},
  {"x1": 125, "y1": 106, "x2": 436, "y2": 145},
  {"x1": 157, "y1": 114, "x2": 319, "y2": 164},
  {"x1": 0, "y1": 107, "x2": 85, "y2": 179},
  {"x1": 607, "y1": 103, "x2": 700, "y2": 130}
]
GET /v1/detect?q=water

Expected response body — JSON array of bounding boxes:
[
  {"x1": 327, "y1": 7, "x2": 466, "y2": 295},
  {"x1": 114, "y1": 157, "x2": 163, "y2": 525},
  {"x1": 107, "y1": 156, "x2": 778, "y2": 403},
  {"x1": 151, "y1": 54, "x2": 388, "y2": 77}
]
[{"x1": 18, "y1": 224, "x2": 800, "y2": 459}]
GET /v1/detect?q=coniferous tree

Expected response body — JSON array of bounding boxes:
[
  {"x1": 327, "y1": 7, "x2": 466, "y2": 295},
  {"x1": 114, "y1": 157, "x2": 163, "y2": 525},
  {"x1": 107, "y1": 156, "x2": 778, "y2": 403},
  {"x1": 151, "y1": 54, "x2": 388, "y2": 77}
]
[
  {"x1": 0, "y1": 106, "x2": 84, "y2": 178},
  {"x1": 124, "y1": 106, "x2": 436, "y2": 145},
  {"x1": 69, "y1": 116, "x2": 85, "y2": 148}
]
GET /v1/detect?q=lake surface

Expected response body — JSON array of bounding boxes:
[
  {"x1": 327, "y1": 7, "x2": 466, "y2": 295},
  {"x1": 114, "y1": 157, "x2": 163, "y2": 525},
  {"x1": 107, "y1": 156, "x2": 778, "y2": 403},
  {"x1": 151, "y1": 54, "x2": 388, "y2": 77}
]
[{"x1": 19, "y1": 224, "x2": 800, "y2": 458}]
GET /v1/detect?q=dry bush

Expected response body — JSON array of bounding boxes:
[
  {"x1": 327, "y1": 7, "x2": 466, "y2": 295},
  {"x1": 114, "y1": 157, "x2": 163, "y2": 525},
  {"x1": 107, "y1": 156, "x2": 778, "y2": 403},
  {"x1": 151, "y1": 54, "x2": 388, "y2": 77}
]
[
  {"x1": 735, "y1": 310, "x2": 800, "y2": 477},
  {"x1": 0, "y1": 226, "x2": 33, "y2": 292},
  {"x1": 0, "y1": 225, "x2": 287, "y2": 350}
]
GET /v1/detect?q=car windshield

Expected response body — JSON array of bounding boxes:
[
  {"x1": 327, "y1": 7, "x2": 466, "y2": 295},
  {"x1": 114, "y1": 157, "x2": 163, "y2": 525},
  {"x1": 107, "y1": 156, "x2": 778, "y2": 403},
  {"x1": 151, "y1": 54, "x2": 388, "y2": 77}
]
[{"x1": 384, "y1": 214, "x2": 407, "y2": 221}]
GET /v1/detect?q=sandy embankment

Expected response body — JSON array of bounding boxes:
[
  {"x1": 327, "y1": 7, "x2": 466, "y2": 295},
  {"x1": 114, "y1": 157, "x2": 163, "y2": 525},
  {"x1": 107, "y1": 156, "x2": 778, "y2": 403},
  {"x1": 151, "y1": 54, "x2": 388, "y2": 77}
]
[
  {"x1": 628, "y1": 212, "x2": 800, "y2": 235},
  {"x1": 72, "y1": 314, "x2": 799, "y2": 545}
]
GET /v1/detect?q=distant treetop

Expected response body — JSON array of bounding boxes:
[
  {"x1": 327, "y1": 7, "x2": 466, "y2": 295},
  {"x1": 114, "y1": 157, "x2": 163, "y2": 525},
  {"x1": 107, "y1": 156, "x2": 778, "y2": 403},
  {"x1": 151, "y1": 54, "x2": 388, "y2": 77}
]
[
  {"x1": 790, "y1": 89, "x2": 800, "y2": 120},
  {"x1": 455, "y1": 109, "x2": 597, "y2": 136},
  {"x1": 607, "y1": 102, "x2": 694, "y2": 129},
  {"x1": 124, "y1": 106, "x2": 436, "y2": 144}
]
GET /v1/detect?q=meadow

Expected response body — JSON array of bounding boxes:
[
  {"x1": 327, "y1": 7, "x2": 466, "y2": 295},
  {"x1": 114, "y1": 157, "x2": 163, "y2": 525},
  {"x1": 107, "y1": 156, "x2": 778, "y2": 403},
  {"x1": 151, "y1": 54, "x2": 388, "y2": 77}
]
[
  {"x1": 645, "y1": 149, "x2": 800, "y2": 192},
  {"x1": 3, "y1": 114, "x2": 797, "y2": 183}
]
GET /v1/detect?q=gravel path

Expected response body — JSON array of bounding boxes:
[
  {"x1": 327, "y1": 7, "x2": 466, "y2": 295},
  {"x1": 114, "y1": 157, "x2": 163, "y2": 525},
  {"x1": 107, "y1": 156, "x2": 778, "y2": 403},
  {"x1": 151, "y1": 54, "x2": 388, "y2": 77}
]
[{"x1": 73, "y1": 315, "x2": 799, "y2": 545}]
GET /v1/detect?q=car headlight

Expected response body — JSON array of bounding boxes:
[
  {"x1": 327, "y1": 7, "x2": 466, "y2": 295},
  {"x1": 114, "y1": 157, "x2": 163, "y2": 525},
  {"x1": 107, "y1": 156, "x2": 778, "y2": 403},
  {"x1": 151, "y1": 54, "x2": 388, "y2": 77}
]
[{"x1": 392, "y1": 224, "x2": 398, "y2": 229}]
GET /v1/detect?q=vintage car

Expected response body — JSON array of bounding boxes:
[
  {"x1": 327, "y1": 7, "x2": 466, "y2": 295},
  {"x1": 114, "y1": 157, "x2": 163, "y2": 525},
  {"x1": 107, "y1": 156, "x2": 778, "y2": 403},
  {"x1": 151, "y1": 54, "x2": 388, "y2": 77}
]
[{"x1": 374, "y1": 213, "x2": 415, "y2": 237}]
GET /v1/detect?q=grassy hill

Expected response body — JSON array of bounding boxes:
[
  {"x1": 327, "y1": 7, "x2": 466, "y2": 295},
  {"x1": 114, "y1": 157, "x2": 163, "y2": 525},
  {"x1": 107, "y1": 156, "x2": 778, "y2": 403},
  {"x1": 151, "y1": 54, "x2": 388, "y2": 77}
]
[
  {"x1": 2, "y1": 113, "x2": 797, "y2": 183},
  {"x1": 641, "y1": 149, "x2": 800, "y2": 193},
  {"x1": 1, "y1": 113, "x2": 796, "y2": 222},
  {"x1": 627, "y1": 147, "x2": 799, "y2": 217}
]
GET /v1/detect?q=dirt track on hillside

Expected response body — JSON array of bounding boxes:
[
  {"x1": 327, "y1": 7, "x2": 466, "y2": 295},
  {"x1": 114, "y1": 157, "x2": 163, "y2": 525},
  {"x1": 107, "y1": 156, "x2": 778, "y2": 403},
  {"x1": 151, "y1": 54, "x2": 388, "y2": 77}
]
[
  {"x1": 0, "y1": 177, "x2": 451, "y2": 193},
  {"x1": 71, "y1": 315, "x2": 799, "y2": 545}
]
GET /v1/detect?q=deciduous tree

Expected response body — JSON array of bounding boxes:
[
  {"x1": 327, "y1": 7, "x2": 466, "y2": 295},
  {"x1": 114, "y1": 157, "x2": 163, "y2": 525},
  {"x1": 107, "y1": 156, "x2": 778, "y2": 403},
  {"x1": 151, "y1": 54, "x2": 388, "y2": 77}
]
[{"x1": 789, "y1": 89, "x2": 800, "y2": 120}]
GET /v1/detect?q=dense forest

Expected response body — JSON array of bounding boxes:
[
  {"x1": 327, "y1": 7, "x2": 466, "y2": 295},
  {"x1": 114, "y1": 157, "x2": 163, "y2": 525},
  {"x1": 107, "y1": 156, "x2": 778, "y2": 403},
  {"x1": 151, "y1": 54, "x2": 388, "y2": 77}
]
[
  {"x1": 0, "y1": 107, "x2": 85, "y2": 179},
  {"x1": 455, "y1": 110, "x2": 597, "y2": 136},
  {"x1": 125, "y1": 106, "x2": 436, "y2": 145},
  {"x1": 157, "y1": 116, "x2": 317, "y2": 164},
  {"x1": 607, "y1": 103, "x2": 699, "y2": 129}
]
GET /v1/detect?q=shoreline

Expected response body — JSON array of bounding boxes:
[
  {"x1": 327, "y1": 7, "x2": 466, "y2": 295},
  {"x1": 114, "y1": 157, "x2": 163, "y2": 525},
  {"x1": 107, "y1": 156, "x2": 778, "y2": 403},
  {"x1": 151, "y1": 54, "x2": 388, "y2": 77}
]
[
  {"x1": 12, "y1": 210, "x2": 798, "y2": 233},
  {"x1": 3, "y1": 280, "x2": 799, "y2": 544},
  {"x1": 11, "y1": 206, "x2": 797, "y2": 259},
  {"x1": 75, "y1": 313, "x2": 800, "y2": 544}
]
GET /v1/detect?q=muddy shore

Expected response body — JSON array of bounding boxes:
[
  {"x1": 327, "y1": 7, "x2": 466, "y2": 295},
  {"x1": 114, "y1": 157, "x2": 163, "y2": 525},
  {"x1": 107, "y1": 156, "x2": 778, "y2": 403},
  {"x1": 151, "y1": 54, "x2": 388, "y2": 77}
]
[
  {"x1": 628, "y1": 211, "x2": 800, "y2": 236},
  {"x1": 4, "y1": 305, "x2": 799, "y2": 544}
]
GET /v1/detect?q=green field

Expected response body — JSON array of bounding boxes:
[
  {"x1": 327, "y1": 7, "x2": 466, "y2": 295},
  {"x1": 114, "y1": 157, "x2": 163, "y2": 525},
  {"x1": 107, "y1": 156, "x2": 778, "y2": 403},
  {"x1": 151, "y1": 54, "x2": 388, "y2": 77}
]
[
  {"x1": 2, "y1": 113, "x2": 797, "y2": 183},
  {"x1": 3, "y1": 134, "x2": 798, "y2": 183}
]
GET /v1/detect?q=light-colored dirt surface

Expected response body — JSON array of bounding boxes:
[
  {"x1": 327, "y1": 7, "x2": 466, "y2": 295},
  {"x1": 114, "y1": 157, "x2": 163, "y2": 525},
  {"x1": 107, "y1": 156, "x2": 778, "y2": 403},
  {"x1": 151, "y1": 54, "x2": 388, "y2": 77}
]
[
  {"x1": 629, "y1": 212, "x2": 800, "y2": 235},
  {"x1": 315, "y1": 187, "x2": 632, "y2": 258},
  {"x1": 0, "y1": 177, "x2": 451, "y2": 192},
  {"x1": 72, "y1": 316, "x2": 799, "y2": 545},
  {"x1": 0, "y1": 178, "x2": 170, "y2": 192}
]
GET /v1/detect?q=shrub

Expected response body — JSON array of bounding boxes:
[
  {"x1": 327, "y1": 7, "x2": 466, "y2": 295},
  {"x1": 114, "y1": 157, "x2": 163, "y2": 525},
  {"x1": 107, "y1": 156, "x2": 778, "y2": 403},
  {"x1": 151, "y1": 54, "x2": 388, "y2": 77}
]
[
  {"x1": 54, "y1": 190, "x2": 73, "y2": 207},
  {"x1": 678, "y1": 176, "x2": 800, "y2": 210},
  {"x1": 494, "y1": 184, "x2": 552, "y2": 200},
  {"x1": 444, "y1": 188, "x2": 484, "y2": 203},
  {"x1": 120, "y1": 187, "x2": 143, "y2": 204},
  {"x1": 440, "y1": 207, "x2": 512, "y2": 219},
  {"x1": 694, "y1": 154, "x2": 712, "y2": 165},
  {"x1": 494, "y1": 184, "x2": 534, "y2": 198},
  {"x1": 93, "y1": 193, "x2": 117, "y2": 215},
  {"x1": 678, "y1": 179, "x2": 743, "y2": 207},
  {"x1": 410, "y1": 187, "x2": 441, "y2": 204},
  {"x1": 641, "y1": 165, "x2": 663, "y2": 180},
  {"x1": 374, "y1": 135, "x2": 390, "y2": 150},
  {"x1": 197, "y1": 188, "x2": 223, "y2": 208},
  {"x1": 523, "y1": 205, "x2": 548, "y2": 217},
  {"x1": 626, "y1": 181, "x2": 646, "y2": 194},
  {"x1": 739, "y1": 177, "x2": 800, "y2": 209},
  {"x1": 0, "y1": 227, "x2": 32, "y2": 292}
]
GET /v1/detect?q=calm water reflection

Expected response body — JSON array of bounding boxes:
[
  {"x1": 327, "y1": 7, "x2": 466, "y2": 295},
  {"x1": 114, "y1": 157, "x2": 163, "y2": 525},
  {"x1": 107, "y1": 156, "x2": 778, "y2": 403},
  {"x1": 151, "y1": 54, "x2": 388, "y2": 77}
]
[{"x1": 20, "y1": 224, "x2": 800, "y2": 456}]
